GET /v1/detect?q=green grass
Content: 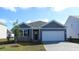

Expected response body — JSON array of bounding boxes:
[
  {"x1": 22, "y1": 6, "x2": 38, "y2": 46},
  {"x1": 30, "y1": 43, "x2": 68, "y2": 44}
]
[
  {"x1": 0, "y1": 39, "x2": 46, "y2": 51},
  {"x1": 0, "y1": 38, "x2": 14, "y2": 42}
]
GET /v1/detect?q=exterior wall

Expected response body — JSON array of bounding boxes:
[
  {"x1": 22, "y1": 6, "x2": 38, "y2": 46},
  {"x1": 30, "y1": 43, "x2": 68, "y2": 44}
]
[
  {"x1": 0, "y1": 25, "x2": 7, "y2": 39},
  {"x1": 65, "y1": 16, "x2": 79, "y2": 38},
  {"x1": 16, "y1": 28, "x2": 66, "y2": 42},
  {"x1": 40, "y1": 29, "x2": 66, "y2": 41}
]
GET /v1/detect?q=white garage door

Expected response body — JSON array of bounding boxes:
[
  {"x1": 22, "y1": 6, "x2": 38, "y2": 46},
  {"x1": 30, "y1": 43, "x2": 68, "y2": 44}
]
[{"x1": 42, "y1": 31, "x2": 65, "y2": 41}]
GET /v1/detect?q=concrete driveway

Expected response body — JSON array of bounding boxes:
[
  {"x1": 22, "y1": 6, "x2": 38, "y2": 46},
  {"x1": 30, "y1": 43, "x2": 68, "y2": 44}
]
[{"x1": 43, "y1": 42, "x2": 79, "y2": 51}]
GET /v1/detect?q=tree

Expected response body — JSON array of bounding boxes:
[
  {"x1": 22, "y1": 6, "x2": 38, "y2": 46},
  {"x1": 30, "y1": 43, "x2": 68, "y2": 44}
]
[{"x1": 12, "y1": 19, "x2": 21, "y2": 43}]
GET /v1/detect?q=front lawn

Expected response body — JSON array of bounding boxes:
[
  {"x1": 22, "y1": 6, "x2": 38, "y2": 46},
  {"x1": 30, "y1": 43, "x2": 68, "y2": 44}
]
[{"x1": 0, "y1": 39, "x2": 45, "y2": 51}]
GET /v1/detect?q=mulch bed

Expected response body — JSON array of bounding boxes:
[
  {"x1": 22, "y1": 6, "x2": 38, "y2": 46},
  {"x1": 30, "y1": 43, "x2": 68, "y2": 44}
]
[{"x1": 67, "y1": 38, "x2": 79, "y2": 43}]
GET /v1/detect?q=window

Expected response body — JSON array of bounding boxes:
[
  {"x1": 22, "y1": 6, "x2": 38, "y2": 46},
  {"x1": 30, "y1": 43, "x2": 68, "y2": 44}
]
[
  {"x1": 19, "y1": 30, "x2": 29, "y2": 36},
  {"x1": 24, "y1": 30, "x2": 29, "y2": 36},
  {"x1": 35, "y1": 31, "x2": 38, "y2": 35}
]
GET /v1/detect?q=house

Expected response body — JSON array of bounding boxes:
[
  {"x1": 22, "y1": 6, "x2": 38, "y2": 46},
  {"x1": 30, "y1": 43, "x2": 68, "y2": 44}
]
[
  {"x1": 7, "y1": 30, "x2": 14, "y2": 38},
  {"x1": 14, "y1": 20, "x2": 66, "y2": 42},
  {"x1": 0, "y1": 22, "x2": 7, "y2": 39},
  {"x1": 65, "y1": 16, "x2": 79, "y2": 39}
]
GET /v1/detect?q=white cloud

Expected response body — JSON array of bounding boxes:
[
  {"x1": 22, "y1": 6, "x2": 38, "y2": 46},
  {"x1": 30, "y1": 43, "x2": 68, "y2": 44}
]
[
  {"x1": 26, "y1": 18, "x2": 49, "y2": 23},
  {"x1": 51, "y1": 0, "x2": 79, "y2": 12},
  {"x1": 9, "y1": 20, "x2": 16, "y2": 23},
  {"x1": 57, "y1": 19, "x2": 67, "y2": 25},
  {"x1": 0, "y1": 19, "x2": 6, "y2": 23},
  {"x1": 26, "y1": 20, "x2": 32, "y2": 23},
  {"x1": 0, "y1": 0, "x2": 79, "y2": 12},
  {"x1": 3, "y1": 7, "x2": 16, "y2": 12}
]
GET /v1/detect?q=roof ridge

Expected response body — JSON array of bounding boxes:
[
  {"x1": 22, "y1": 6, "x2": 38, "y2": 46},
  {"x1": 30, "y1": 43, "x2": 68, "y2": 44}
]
[
  {"x1": 70, "y1": 15, "x2": 79, "y2": 19},
  {"x1": 27, "y1": 21, "x2": 47, "y2": 24}
]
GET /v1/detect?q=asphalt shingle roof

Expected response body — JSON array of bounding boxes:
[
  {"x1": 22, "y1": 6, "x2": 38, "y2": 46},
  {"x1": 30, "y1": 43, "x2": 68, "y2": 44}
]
[
  {"x1": 18, "y1": 22, "x2": 31, "y2": 28},
  {"x1": 28, "y1": 21, "x2": 47, "y2": 28},
  {"x1": 14, "y1": 21, "x2": 64, "y2": 29},
  {"x1": 70, "y1": 16, "x2": 79, "y2": 19},
  {"x1": 42, "y1": 20, "x2": 65, "y2": 28}
]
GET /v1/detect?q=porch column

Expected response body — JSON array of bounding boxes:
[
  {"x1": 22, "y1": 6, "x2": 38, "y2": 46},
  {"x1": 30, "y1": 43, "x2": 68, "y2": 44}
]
[
  {"x1": 22, "y1": 30, "x2": 24, "y2": 37},
  {"x1": 39, "y1": 28, "x2": 40, "y2": 40},
  {"x1": 32, "y1": 28, "x2": 33, "y2": 40}
]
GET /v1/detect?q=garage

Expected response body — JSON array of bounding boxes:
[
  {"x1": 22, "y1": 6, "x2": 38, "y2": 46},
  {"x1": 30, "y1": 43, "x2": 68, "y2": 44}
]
[{"x1": 42, "y1": 31, "x2": 65, "y2": 41}]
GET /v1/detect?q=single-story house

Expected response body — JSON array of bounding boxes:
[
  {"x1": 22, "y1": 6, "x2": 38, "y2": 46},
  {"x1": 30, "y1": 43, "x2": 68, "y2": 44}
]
[
  {"x1": 14, "y1": 20, "x2": 66, "y2": 42},
  {"x1": 0, "y1": 22, "x2": 7, "y2": 39},
  {"x1": 65, "y1": 16, "x2": 79, "y2": 39}
]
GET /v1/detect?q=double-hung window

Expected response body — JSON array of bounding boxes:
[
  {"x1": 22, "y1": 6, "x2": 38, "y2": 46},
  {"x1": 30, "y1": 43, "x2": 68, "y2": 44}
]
[{"x1": 24, "y1": 30, "x2": 29, "y2": 36}]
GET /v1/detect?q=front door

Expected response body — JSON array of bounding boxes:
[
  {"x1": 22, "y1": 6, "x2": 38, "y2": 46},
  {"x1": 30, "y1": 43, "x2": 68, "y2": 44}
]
[{"x1": 33, "y1": 30, "x2": 39, "y2": 40}]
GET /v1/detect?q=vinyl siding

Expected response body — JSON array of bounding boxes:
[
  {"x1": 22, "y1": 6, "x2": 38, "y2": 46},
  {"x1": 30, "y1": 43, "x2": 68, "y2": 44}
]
[
  {"x1": 65, "y1": 16, "x2": 79, "y2": 38},
  {"x1": 0, "y1": 25, "x2": 7, "y2": 39}
]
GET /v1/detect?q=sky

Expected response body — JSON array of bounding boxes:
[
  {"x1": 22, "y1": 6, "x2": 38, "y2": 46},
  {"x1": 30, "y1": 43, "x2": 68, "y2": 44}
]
[{"x1": 0, "y1": 0, "x2": 79, "y2": 29}]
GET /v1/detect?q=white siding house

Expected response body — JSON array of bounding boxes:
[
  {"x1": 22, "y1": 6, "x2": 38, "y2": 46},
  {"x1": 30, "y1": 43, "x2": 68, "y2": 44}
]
[
  {"x1": 65, "y1": 16, "x2": 79, "y2": 39},
  {"x1": 0, "y1": 22, "x2": 7, "y2": 39}
]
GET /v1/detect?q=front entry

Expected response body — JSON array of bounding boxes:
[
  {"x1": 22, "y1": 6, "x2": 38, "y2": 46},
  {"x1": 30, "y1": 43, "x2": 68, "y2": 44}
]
[{"x1": 33, "y1": 29, "x2": 39, "y2": 40}]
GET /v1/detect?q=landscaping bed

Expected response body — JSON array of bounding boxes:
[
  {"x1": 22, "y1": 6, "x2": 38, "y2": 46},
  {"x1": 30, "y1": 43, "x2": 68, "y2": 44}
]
[{"x1": 67, "y1": 38, "x2": 79, "y2": 43}]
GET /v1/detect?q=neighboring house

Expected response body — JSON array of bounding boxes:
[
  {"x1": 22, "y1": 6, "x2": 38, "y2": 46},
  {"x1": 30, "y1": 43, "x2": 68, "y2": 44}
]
[
  {"x1": 13, "y1": 20, "x2": 66, "y2": 42},
  {"x1": 7, "y1": 30, "x2": 14, "y2": 38},
  {"x1": 0, "y1": 22, "x2": 7, "y2": 39},
  {"x1": 65, "y1": 16, "x2": 79, "y2": 39}
]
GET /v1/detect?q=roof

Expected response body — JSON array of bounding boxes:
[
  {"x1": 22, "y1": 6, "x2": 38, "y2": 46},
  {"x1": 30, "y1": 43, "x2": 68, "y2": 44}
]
[
  {"x1": 65, "y1": 16, "x2": 79, "y2": 25},
  {"x1": 7, "y1": 29, "x2": 13, "y2": 34},
  {"x1": 11, "y1": 22, "x2": 30, "y2": 31},
  {"x1": 0, "y1": 22, "x2": 6, "y2": 26},
  {"x1": 72, "y1": 16, "x2": 79, "y2": 19},
  {"x1": 69, "y1": 16, "x2": 79, "y2": 19},
  {"x1": 42, "y1": 20, "x2": 65, "y2": 28},
  {"x1": 28, "y1": 21, "x2": 47, "y2": 28},
  {"x1": 18, "y1": 22, "x2": 31, "y2": 28},
  {"x1": 12, "y1": 20, "x2": 65, "y2": 29}
]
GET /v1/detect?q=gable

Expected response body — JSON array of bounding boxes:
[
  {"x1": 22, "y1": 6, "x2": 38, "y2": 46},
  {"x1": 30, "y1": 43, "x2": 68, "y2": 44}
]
[
  {"x1": 18, "y1": 23, "x2": 31, "y2": 28},
  {"x1": 42, "y1": 20, "x2": 65, "y2": 28}
]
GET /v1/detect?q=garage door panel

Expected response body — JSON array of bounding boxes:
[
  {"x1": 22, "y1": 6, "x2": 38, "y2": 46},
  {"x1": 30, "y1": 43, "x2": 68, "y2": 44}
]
[{"x1": 42, "y1": 31, "x2": 65, "y2": 41}]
